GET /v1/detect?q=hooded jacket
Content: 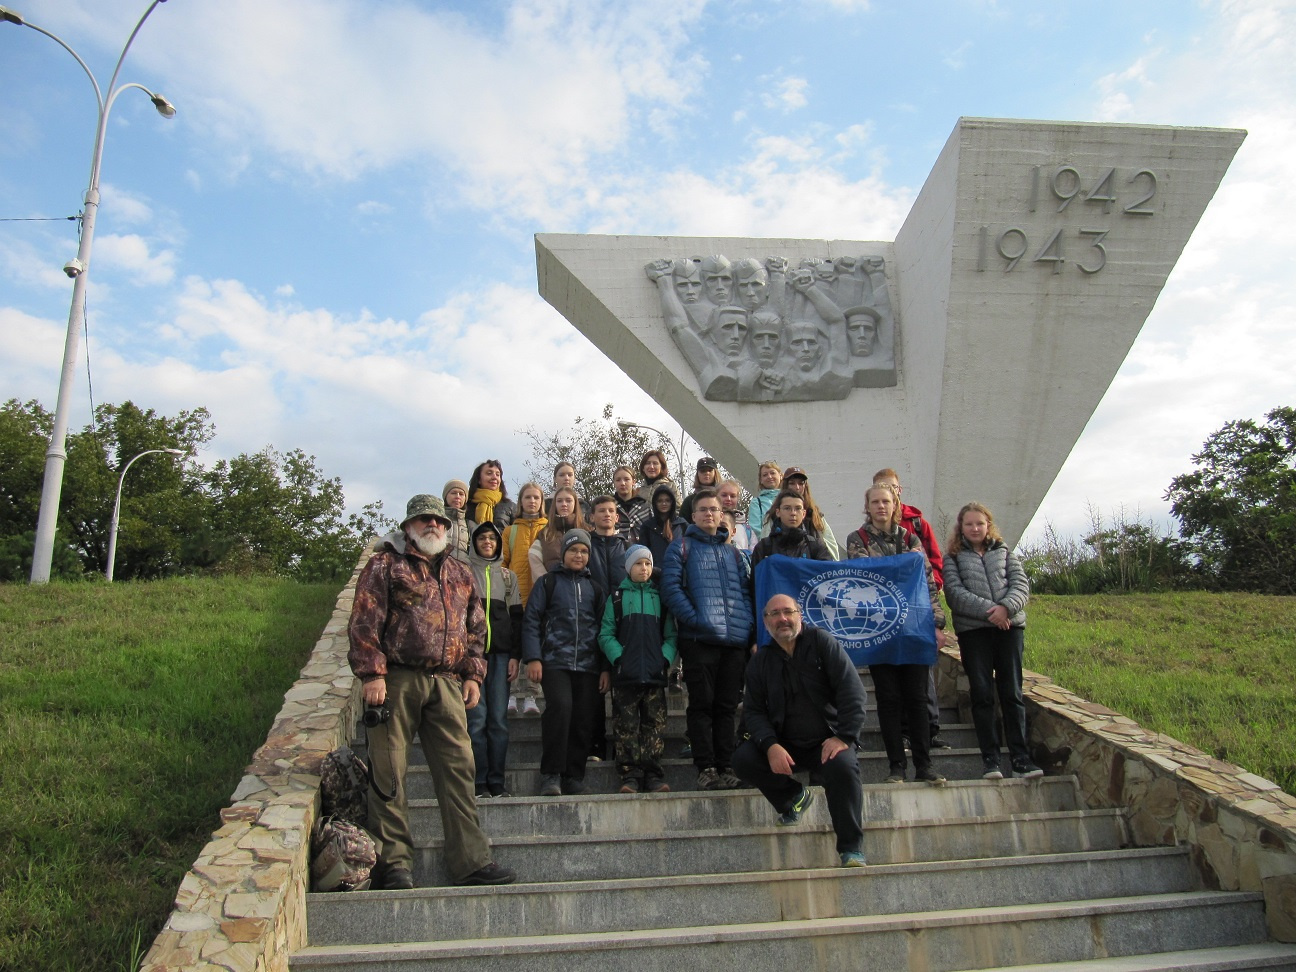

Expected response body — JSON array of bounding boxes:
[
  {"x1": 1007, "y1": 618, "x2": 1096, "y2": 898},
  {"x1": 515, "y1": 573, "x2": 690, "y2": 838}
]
[
  {"x1": 943, "y1": 537, "x2": 1029, "y2": 633},
  {"x1": 638, "y1": 483, "x2": 688, "y2": 564},
  {"x1": 599, "y1": 576, "x2": 678, "y2": 687},
  {"x1": 749, "y1": 524, "x2": 835, "y2": 571},
  {"x1": 900, "y1": 502, "x2": 944, "y2": 590},
  {"x1": 467, "y1": 522, "x2": 523, "y2": 660},
  {"x1": 348, "y1": 530, "x2": 487, "y2": 684},
  {"x1": 521, "y1": 563, "x2": 607, "y2": 674}
]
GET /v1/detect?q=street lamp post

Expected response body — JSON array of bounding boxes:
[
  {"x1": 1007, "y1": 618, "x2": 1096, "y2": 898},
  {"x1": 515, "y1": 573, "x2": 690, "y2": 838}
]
[
  {"x1": 2, "y1": 2, "x2": 176, "y2": 583},
  {"x1": 105, "y1": 448, "x2": 185, "y2": 582},
  {"x1": 617, "y1": 420, "x2": 691, "y2": 485}
]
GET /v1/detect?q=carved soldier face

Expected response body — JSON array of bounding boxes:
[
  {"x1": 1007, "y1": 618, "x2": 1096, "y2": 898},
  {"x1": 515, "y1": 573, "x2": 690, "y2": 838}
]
[
  {"x1": 737, "y1": 267, "x2": 770, "y2": 311},
  {"x1": 750, "y1": 313, "x2": 782, "y2": 366},
  {"x1": 846, "y1": 311, "x2": 879, "y2": 356},
  {"x1": 713, "y1": 310, "x2": 748, "y2": 358},
  {"x1": 788, "y1": 323, "x2": 824, "y2": 372},
  {"x1": 674, "y1": 265, "x2": 703, "y2": 304},
  {"x1": 705, "y1": 266, "x2": 736, "y2": 304}
]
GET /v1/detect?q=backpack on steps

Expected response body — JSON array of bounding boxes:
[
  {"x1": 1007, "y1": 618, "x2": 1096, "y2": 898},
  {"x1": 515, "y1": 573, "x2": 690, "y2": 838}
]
[{"x1": 311, "y1": 816, "x2": 379, "y2": 892}]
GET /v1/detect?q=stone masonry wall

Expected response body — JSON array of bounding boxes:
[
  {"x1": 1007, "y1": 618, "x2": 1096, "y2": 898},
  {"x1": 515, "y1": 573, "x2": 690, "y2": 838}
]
[
  {"x1": 936, "y1": 646, "x2": 1296, "y2": 941},
  {"x1": 138, "y1": 557, "x2": 368, "y2": 972}
]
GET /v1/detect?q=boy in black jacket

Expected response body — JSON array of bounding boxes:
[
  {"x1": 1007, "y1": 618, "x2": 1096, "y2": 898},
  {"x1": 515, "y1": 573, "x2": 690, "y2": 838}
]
[{"x1": 599, "y1": 545, "x2": 677, "y2": 793}]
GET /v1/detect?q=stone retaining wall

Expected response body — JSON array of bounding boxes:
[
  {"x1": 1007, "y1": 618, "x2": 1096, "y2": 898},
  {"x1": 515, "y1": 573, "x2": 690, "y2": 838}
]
[
  {"x1": 937, "y1": 646, "x2": 1296, "y2": 941},
  {"x1": 139, "y1": 561, "x2": 367, "y2": 972}
]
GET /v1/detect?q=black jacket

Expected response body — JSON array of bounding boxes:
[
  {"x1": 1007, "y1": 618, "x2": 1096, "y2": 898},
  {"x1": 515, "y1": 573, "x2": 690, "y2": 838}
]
[
  {"x1": 750, "y1": 526, "x2": 834, "y2": 572},
  {"x1": 521, "y1": 566, "x2": 606, "y2": 674},
  {"x1": 741, "y1": 626, "x2": 868, "y2": 754},
  {"x1": 587, "y1": 531, "x2": 630, "y2": 597}
]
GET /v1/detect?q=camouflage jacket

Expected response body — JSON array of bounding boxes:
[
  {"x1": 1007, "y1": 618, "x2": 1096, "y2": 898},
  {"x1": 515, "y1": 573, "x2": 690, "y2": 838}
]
[{"x1": 348, "y1": 531, "x2": 487, "y2": 684}]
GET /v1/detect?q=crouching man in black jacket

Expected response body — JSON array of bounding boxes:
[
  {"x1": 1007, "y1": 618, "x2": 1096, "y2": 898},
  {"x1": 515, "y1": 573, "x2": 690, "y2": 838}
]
[{"x1": 732, "y1": 593, "x2": 869, "y2": 867}]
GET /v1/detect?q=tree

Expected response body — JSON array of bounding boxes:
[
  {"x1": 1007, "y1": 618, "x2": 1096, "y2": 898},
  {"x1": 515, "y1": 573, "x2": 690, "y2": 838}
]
[
  {"x1": 1166, "y1": 406, "x2": 1296, "y2": 594},
  {"x1": 0, "y1": 398, "x2": 390, "y2": 582},
  {"x1": 519, "y1": 404, "x2": 673, "y2": 500}
]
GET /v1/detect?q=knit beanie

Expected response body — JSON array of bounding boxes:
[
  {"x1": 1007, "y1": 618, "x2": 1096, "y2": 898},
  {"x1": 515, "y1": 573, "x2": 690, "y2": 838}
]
[
  {"x1": 443, "y1": 479, "x2": 469, "y2": 501},
  {"x1": 624, "y1": 544, "x2": 653, "y2": 573},
  {"x1": 561, "y1": 528, "x2": 592, "y2": 557}
]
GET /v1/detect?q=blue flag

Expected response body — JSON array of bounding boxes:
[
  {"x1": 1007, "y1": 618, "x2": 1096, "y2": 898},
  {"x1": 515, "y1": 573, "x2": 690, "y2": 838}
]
[{"x1": 754, "y1": 553, "x2": 937, "y2": 667}]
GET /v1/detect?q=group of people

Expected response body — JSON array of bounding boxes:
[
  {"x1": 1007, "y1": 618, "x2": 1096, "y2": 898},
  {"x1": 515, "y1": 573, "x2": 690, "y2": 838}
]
[{"x1": 346, "y1": 455, "x2": 1037, "y2": 888}]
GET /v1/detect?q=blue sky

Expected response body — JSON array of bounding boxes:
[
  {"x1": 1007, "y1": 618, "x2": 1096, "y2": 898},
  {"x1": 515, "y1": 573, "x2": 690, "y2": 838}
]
[{"x1": 1, "y1": 0, "x2": 1292, "y2": 542}]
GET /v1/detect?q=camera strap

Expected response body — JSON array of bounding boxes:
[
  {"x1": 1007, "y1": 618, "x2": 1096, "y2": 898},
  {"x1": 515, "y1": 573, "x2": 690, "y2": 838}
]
[{"x1": 362, "y1": 722, "x2": 398, "y2": 803}]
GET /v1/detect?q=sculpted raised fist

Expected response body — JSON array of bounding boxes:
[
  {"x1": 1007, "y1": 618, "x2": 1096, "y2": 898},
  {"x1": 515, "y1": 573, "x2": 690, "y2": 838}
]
[
  {"x1": 765, "y1": 256, "x2": 788, "y2": 274},
  {"x1": 644, "y1": 259, "x2": 673, "y2": 281}
]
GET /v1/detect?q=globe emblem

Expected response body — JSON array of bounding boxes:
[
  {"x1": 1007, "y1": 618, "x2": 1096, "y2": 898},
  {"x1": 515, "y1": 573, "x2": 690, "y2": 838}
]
[{"x1": 799, "y1": 568, "x2": 909, "y2": 648}]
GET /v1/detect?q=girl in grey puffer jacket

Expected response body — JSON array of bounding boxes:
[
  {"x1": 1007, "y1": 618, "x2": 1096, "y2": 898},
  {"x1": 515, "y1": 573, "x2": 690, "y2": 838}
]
[{"x1": 942, "y1": 502, "x2": 1041, "y2": 781}]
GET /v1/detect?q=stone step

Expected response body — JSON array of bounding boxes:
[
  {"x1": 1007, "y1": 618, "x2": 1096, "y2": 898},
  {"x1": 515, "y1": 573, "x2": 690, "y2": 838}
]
[
  {"x1": 306, "y1": 846, "x2": 1191, "y2": 947},
  {"x1": 406, "y1": 801, "x2": 1128, "y2": 886},
  {"x1": 291, "y1": 890, "x2": 1269, "y2": 971},
  {"x1": 397, "y1": 748, "x2": 996, "y2": 799},
  {"x1": 946, "y1": 943, "x2": 1296, "y2": 971},
  {"x1": 409, "y1": 776, "x2": 1083, "y2": 840},
  {"x1": 358, "y1": 722, "x2": 983, "y2": 765}
]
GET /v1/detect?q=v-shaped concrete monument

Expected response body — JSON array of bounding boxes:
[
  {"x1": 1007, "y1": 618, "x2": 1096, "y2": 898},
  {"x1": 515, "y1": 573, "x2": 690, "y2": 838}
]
[{"x1": 537, "y1": 118, "x2": 1244, "y2": 543}]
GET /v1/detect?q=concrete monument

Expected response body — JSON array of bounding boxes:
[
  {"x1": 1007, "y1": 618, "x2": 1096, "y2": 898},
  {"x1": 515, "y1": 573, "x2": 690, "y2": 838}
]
[{"x1": 536, "y1": 118, "x2": 1244, "y2": 543}]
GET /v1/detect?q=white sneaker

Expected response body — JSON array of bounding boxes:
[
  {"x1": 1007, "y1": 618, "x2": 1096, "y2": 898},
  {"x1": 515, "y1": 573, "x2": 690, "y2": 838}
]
[
  {"x1": 507, "y1": 697, "x2": 519, "y2": 716},
  {"x1": 521, "y1": 697, "x2": 541, "y2": 716}
]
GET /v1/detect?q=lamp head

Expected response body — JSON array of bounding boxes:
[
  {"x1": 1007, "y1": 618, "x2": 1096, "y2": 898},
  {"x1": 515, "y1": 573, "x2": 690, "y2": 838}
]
[
  {"x1": 0, "y1": 6, "x2": 25, "y2": 25},
  {"x1": 150, "y1": 94, "x2": 176, "y2": 118}
]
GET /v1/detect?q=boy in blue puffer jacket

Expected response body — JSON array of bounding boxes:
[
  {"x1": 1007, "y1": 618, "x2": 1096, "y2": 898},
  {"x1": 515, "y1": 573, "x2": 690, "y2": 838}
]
[{"x1": 599, "y1": 545, "x2": 677, "y2": 793}]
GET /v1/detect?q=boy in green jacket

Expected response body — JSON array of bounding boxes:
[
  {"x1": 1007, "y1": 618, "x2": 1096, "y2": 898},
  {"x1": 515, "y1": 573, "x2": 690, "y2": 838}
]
[{"x1": 599, "y1": 545, "x2": 677, "y2": 793}]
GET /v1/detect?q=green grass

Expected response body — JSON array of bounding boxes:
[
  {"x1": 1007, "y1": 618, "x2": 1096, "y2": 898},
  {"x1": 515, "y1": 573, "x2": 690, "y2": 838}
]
[
  {"x1": 0, "y1": 577, "x2": 338, "y2": 972},
  {"x1": 1027, "y1": 592, "x2": 1296, "y2": 795}
]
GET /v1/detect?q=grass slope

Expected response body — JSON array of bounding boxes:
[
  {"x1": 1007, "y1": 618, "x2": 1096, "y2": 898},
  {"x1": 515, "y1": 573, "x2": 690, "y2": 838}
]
[
  {"x1": 1028, "y1": 592, "x2": 1296, "y2": 794},
  {"x1": 0, "y1": 578, "x2": 337, "y2": 972}
]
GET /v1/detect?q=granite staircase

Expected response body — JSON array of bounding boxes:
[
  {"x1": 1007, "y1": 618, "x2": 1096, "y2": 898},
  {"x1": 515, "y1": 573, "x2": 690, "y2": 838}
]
[{"x1": 292, "y1": 684, "x2": 1296, "y2": 971}]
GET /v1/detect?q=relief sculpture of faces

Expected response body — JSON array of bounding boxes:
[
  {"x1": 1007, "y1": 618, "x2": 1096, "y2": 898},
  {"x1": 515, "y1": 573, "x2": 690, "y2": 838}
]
[
  {"x1": 700, "y1": 255, "x2": 733, "y2": 306},
  {"x1": 749, "y1": 311, "x2": 782, "y2": 366},
  {"x1": 673, "y1": 259, "x2": 702, "y2": 304},
  {"x1": 711, "y1": 306, "x2": 749, "y2": 359},
  {"x1": 787, "y1": 320, "x2": 825, "y2": 372},
  {"x1": 846, "y1": 307, "x2": 881, "y2": 356},
  {"x1": 733, "y1": 258, "x2": 770, "y2": 311}
]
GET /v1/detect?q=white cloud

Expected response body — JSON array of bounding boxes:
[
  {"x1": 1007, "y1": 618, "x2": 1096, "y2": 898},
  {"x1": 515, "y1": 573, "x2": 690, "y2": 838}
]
[
  {"x1": 356, "y1": 200, "x2": 393, "y2": 217},
  {"x1": 762, "y1": 77, "x2": 810, "y2": 112},
  {"x1": 99, "y1": 183, "x2": 154, "y2": 226},
  {"x1": 95, "y1": 233, "x2": 177, "y2": 286}
]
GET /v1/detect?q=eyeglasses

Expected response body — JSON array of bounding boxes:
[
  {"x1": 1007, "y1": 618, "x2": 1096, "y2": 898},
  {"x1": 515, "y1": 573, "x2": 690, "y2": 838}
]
[
  {"x1": 763, "y1": 608, "x2": 800, "y2": 619},
  {"x1": 694, "y1": 507, "x2": 722, "y2": 515}
]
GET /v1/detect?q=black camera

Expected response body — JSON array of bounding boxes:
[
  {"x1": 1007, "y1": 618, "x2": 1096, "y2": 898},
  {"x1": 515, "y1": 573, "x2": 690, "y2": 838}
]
[{"x1": 362, "y1": 703, "x2": 390, "y2": 728}]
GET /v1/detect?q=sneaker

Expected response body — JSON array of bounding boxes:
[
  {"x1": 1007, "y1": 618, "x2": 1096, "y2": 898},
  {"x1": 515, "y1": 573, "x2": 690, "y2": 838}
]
[
  {"x1": 696, "y1": 767, "x2": 720, "y2": 790},
  {"x1": 374, "y1": 864, "x2": 414, "y2": 890},
  {"x1": 475, "y1": 786, "x2": 491, "y2": 799},
  {"x1": 521, "y1": 697, "x2": 541, "y2": 716},
  {"x1": 884, "y1": 763, "x2": 906, "y2": 784},
  {"x1": 839, "y1": 851, "x2": 867, "y2": 868},
  {"x1": 679, "y1": 743, "x2": 693, "y2": 759},
  {"x1": 1012, "y1": 759, "x2": 1044, "y2": 779},
  {"x1": 645, "y1": 777, "x2": 670, "y2": 793},
  {"x1": 619, "y1": 776, "x2": 641, "y2": 794},
  {"x1": 930, "y1": 733, "x2": 952, "y2": 750},
  {"x1": 982, "y1": 756, "x2": 1004, "y2": 780},
  {"x1": 489, "y1": 786, "x2": 511, "y2": 798},
  {"x1": 507, "y1": 697, "x2": 519, "y2": 716},
  {"x1": 560, "y1": 776, "x2": 586, "y2": 795},
  {"x1": 777, "y1": 786, "x2": 815, "y2": 826},
  {"x1": 714, "y1": 768, "x2": 742, "y2": 790},
  {"x1": 914, "y1": 767, "x2": 946, "y2": 786},
  {"x1": 456, "y1": 861, "x2": 517, "y2": 886},
  {"x1": 538, "y1": 773, "x2": 561, "y2": 796}
]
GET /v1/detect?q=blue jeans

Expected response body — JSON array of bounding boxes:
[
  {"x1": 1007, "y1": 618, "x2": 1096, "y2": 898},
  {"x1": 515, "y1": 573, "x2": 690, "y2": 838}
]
[
  {"x1": 467, "y1": 651, "x2": 512, "y2": 790},
  {"x1": 958, "y1": 626, "x2": 1028, "y2": 762}
]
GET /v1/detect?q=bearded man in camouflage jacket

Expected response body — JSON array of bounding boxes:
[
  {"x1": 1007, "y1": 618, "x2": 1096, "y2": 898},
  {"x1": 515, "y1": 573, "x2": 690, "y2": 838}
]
[{"x1": 348, "y1": 493, "x2": 516, "y2": 889}]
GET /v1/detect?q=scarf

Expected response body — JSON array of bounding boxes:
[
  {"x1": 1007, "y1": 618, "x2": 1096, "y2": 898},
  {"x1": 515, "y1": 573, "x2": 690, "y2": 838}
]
[{"x1": 472, "y1": 487, "x2": 503, "y2": 526}]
